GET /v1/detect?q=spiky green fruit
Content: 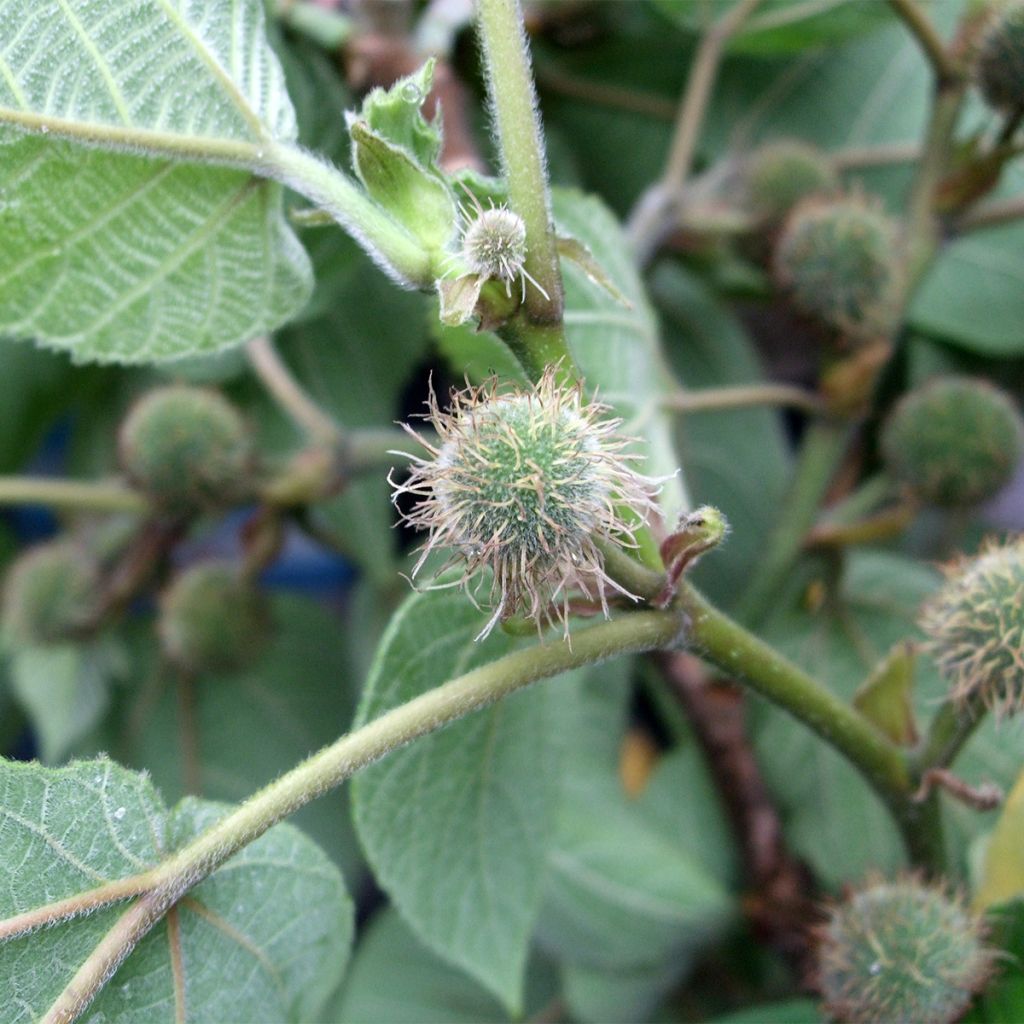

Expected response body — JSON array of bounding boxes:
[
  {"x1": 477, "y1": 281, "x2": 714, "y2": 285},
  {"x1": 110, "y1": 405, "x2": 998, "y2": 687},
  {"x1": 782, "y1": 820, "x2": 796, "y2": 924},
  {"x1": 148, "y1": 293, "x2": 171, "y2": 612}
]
[
  {"x1": 119, "y1": 386, "x2": 253, "y2": 513},
  {"x1": 743, "y1": 140, "x2": 838, "y2": 222},
  {"x1": 817, "y1": 877, "x2": 992, "y2": 1024},
  {"x1": 158, "y1": 563, "x2": 270, "y2": 674},
  {"x1": 881, "y1": 376, "x2": 1024, "y2": 507},
  {"x1": 976, "y1": 3, "x2": 1024, "y2": 112},
  {"x1": 391, "y1": 368, "x2": 659, "y2": 639},
  {"x1": 774, "y1": 196, "x2": 900, "y2": 339},
  {"x1": 921, "y1": 537, "x2": 1024, "y2": 718},
  {"x1": 2, "y1": 541, "x2": 99, "y2": 647}
]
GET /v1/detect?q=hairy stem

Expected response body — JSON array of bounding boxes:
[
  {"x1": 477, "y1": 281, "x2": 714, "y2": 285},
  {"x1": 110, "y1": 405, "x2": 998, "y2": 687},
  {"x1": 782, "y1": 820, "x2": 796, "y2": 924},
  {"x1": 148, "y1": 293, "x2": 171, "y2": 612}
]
[
  {"x1": 678, "y1": 583, "x2": 909, "y2": 800},
  {"x1": 888, "y1": 0, "x2": 959, "y2": 84},
  {"x1": 956, "y1": 193, "x2": 1024, "y2": 233},
  {"x1": 627, "y1": 0, "x2": 762, "y2": 263},
  {"x1": 36, "y1": 609, "x2": 684, "y2": 1021},
  {"x1": 0, "y1": 477, "x2": 146, "y2": 515},
  {"x1": 662, "y1": 383, "x2": 823, "y2": 416},
  {"x1": 246, "y1": 336, "x2": 341, "y2": 444},
  {"x1": 476, "y1": 0, "x2": 563, "y2": 324}
]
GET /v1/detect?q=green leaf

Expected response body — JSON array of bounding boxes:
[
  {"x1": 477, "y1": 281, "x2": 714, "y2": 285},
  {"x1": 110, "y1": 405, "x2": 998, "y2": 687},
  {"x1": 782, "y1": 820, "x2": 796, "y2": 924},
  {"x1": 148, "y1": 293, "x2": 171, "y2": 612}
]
[
  {"x1": 909, "y1": 165, "x2": 1024, "y2": 356},
  {"x1": 331, "y1": 908, "x2": 558, "y2": 1024},
  {"x1": 753, "y1": 552, "x2": 928, "y2": 885},
  {"x1": 0, "y1": 757, "x2": 352, "y2": 1022},
  {"x1": 553, "y1": 189, "x2": 689, "y2": 524},
  {"x1": 537, "y1": 670, "x2": 734, "y2": 972},
  {"x1": 974, "y1": 769, "x2": 1024, "y2": 911},
  {"x1": 651, "y1": 264, "x2": 790, "y2": 611},
  {"x1": 963, "y1": 899, "x2": 1024, "y2": 1024},
  {"x1": 351, "y1": 588, "x2": 562, "y2": 1013},
  {"x1": 93, "y1": 597, "x2": 364, "y2": 883},
  {"x1": 9, "y1": 642, "x2": 119, "y2": 764},
  {"x1": 359, "y1": 60, "x2": 442, "y2": 169},
  {"x1": 0, "y1": 0, "x2": 312, "y2": 362},
  {"x1": 652, "y1": 0, "x2": 892, "y2": 54},
  {"x1": 852, "y1": 642, "x2": 918, "y2": 747},
  {"x1": 563, "y1": 958, "x2": 685, "y2": 1024},
  {"x1": 710, "y1": 999, "x2": 823, "y2": 1023}
]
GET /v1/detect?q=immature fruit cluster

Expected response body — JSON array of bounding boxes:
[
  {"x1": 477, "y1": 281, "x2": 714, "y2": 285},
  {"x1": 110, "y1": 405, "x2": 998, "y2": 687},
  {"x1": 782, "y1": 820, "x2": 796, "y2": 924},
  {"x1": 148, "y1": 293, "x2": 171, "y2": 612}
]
[
  {"x1": 817, "y1": 877, "x2": 992, "y2": 1024},
  {"x1": 774, "y1": 196, "x2": 900, "y2": 339},
  {"x1": 2, "y1": 541, "x2": 99, "y2": 647},
  {"x1": 921, "y1": 537, "x2": 1024, "y2": 718},
  {"x1": 976, "y1": 2, "x2": 1024, "y2": 112},
  {"x1": 881, "y1": 376, "x2": 1024, "y2": 507},
  {"x1": 119, "y1": 386, "x2": 253, "y2": 513},
  {"x1": 391, "y1": 368, "x2": 658, "y2": 638},
  {"x1": 159, "y1": 562, "x2": 270, "y2": 674},
  {"x1": 742, "y1": 140, "x2": 838, "y2": 223}
]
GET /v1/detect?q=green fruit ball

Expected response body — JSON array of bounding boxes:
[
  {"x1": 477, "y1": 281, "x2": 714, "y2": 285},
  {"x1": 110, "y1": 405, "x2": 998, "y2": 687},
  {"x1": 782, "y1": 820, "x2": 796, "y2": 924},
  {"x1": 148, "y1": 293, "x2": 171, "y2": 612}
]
[
  {"x1": 922, "y1": 537, "x2": 1024, "y2": 717},
  {"x1": 976, "y1": 3, "x2": 1024, "y2": 112},
  {"x1": 119, "y1": 387, "x2": 252, "y2": 513},
  {"x1": 744, "y1": 140, "x2": 838, "y2": 222},
  {"x1": 774, "y1": 197, "x2": 899, "y2": 338},
  {"x1": 818, "y1": 878, "x2": 992, "y2": 1024},
  {"x1": 881, "y1": 376, "x2": 1024, "y2": 507},
  {"x1": 158, "y1": 563, "x2": 270, "y2": 674},
  {"x1": 2, "y1": 541, "x2": 99, "y2": 646}
]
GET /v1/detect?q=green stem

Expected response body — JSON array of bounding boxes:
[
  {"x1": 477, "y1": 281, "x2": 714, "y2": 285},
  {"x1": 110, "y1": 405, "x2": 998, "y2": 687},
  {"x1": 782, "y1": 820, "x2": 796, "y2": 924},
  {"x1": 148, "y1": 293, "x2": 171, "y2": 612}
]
[
  {"x1": 268, "y1": 142, "x2": 435, "y2": 288},
  {"x1": 662, "y1": 383, "x2": 824, "y2": 416},
  {"x1": 33, "y1": 608, "x2": 684, "y2": 1021},
  {"x1": 476, "y1": 0, "x2": 563, "y2": 325},
  {"x1": 0, "y1": 477, "x2": 146, "y2": 515},
  {"x1": 915, "y1": 697, "x2": 986, "y2": 773},
  {"x1": 888, "y1": 0, "x2": 959, "y2": 84},
  {"x1": 735, "y1": 419, "x2": 853, "y2": 626},
  {"x1": 678, "y1": 583, "x2": 909, "y2": 800}
]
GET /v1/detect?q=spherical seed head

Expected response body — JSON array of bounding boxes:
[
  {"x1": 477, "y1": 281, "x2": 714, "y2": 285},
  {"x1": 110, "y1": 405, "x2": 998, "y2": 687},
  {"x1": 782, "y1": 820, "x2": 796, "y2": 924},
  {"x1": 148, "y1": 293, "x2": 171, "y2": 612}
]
[
  {"x1": 921, "y1": 537, "x2": 1024, "y2": 718},
  {"x1": 744, "y1": 140, "x2": 838, "y2": 222},
  {"x1": 881, "y1": 376, "x2": 1024, "y2": 508},
  {"x1": 774, "y1": 196, "x2": 900, "y2": 339},
  {"x1": 391, "y1": 368, "x2": 660, "y2": 638},
  {"x1": 460, "y1": 205, "x2": 528, "y2": 284},
  {"x1": 2, "y1": 541, "x2": 100, "y2": 647},
  {"x1": 119, "y1": 386, "x2": 253, "y2": 513},
  {"x1": 817, "y1": 876, "x2": 993, "y2": 1024},
  {"x1": 158, "y1": 562, "x2": 271, "y2": 674},
  {"x1": 976, "y1": 3, "x2": 1024, "y2": 112}
]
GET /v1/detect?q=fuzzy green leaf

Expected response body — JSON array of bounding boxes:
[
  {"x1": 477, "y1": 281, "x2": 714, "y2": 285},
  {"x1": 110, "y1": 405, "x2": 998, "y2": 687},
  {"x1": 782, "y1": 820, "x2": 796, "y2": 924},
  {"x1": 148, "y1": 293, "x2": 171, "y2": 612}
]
[
  {"x1": 351, "y1": 588, "x2": 562, "y2": 1014},
  {"x1": 0, "y1": 0, "x2": 312, "y2": 362},
  {"x1": 0, "y1": 757, "x2": 353, "y2": 1022}
]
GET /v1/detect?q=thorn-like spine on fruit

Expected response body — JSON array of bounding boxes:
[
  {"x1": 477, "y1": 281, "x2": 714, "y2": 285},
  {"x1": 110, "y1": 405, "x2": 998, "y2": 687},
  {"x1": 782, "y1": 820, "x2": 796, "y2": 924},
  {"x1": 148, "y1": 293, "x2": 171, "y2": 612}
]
[
  {"x1": 881, "y1": 376, "x2": 1024, "y2": 508},
  {"x1": 390, "y1": 367, "x2": 660, "y2": 640},
  {"x1": 920, "y1": 536, "x2": 1024, "y2": 719},
  {"x1": 815, "y1": 874, "x2": 994, "y2": 1024},
  {"x1": 119, "y1": 386, "x2": 253, "y2": 514}
]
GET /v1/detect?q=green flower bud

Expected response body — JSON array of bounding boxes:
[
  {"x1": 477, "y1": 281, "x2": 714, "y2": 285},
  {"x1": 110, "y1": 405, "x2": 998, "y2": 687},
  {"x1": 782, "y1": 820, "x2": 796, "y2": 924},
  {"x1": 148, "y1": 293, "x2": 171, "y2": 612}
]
[
  {"x1": 2, "y1": 541, "x2": 100, "y2": 647},
  {"x1": 817, "y1": 876, "x2": 993, "y2": 1024},
  {"x1": 976, "y1": 3, "x2": 1024, "y2": 113},
  {"x1": 774, "y1": 196, "x2": 900, "y2": 339},
  {"x1": 158, "y1": 562, "x2": 270, "y2": 674},
  {"x1": 391, "y1": 368, "x2": 660, "y2": 639},
  {"x1": 742, "y1": 140, "x2": 838, "y2": 223},
  {"x1": 119, "y1": 386, "x2": 253, "y2": 513},
  {"x1": 921, "y1": 537, "x2": 1024, "y2": 718},
  {"x1": 881, "y1": 376, "x2": 1024, "y2": 507}
]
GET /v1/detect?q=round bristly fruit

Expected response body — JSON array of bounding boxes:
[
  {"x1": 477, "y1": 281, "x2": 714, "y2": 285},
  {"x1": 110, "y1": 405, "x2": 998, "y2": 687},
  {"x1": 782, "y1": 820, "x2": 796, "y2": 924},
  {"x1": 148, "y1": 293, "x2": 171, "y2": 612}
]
[
  {"x1": 2, "y1": 541, "x2": 100, "y2": 647},
  {"x1": 881, "y1": 376, "x2": 1024, "y2": 507},
  {"x1": 119, "y1": 386, "x2": 253, "y2": 513},
  {"x1": 774, "y1": 195, "x2": 900, "y2": 339},
  {"x1": 921, "y1": 536, "x2": 1024, "y2": 718},
  {"x1": 159, "y1": 562, "x2": 270, "y2": 674},
  {"x1": 976, "y1": 2, "x2": 1024, "y2": 112},
  {"x1": 743, "y1": 139, "x2": 838, "y2": 222},
  {"x1": 390, "y1": 367, "x2": 660, "y2": 639},
  {"x1": 817, "y1": 876, "x2": 993, "y2": 1024}
]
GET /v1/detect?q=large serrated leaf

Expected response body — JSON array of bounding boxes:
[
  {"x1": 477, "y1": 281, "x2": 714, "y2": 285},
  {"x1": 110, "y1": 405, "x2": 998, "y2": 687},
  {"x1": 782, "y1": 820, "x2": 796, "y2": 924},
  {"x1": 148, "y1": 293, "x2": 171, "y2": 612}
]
[
  {"x1": 0, "y1": 0, "x2": 312, "y2": 362},
  {"x1": 351, "y1": 588, "x2": 562, "y2": 1014},
  {"x1": 0, "y1": 757, "x2": 353, "y2": 1022}
]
